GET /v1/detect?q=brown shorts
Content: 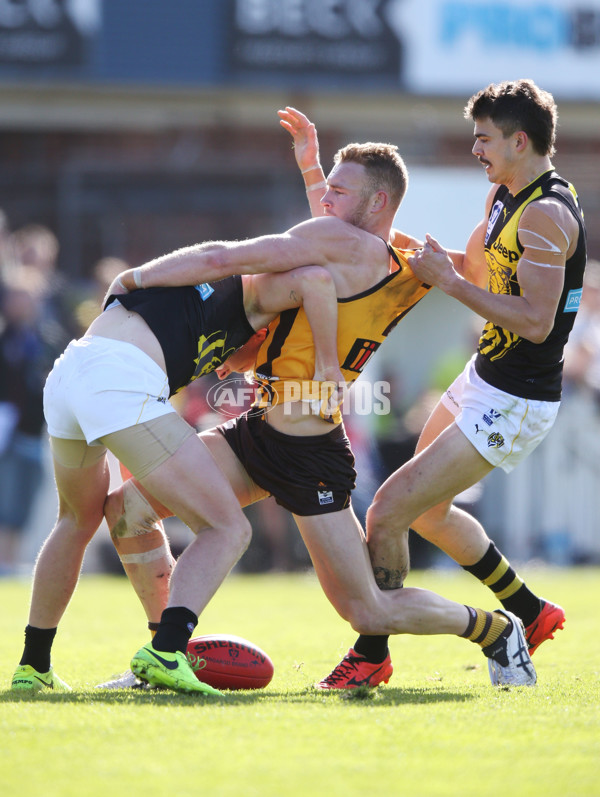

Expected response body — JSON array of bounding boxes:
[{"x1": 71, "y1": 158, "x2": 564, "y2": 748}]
[{"x1": 218, "y1": 408, "x2": 356, "y2": 516}]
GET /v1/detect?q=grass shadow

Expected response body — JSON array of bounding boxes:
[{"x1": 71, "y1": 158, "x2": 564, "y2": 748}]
[{"x1": 1, "y1": 684, "x2": 476, "y2": 708}]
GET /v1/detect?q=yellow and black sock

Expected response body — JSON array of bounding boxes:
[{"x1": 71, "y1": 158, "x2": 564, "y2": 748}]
[
  {"x1": 462, "y1": 542, "x2": 541, "y2": 627},
  {"x1": 460, "y1": 606, "x2": 510, "y2": 649}
]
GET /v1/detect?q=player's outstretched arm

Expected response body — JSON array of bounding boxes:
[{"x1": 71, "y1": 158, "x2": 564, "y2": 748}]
[
  {"x1": 279, "y1": 106, "x2": 327, "y2": 218},
  {"x1": 103, "y1": 214, "x2": 359, "y2": 309},
  {"x1": 409, "y1": 198, "x2": 575, "y2": 343}
]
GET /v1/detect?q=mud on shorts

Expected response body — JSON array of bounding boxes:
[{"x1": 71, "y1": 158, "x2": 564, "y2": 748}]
[
  {"x1": 441, "y1": 355, "x2": 560, "y2": 473},
  {"x1": 218, "y1": 407, "x2": 356, "y2": 516}
]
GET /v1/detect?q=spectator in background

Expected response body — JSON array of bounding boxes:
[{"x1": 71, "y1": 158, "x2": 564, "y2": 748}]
[
  {"x1": 0, "y1": 267, "x2": 62, "y2": 573},
  {"x1": 0, "y1": 209, "x2": 11, "y2": 278},
  {"x1": 74, "y1": 256, "x2": 130, "y2": 334},
  {"x1": 8, "y1": 223, "x2": 76, "y2": 350}
]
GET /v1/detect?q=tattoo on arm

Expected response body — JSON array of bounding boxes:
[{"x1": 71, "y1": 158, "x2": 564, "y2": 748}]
[
  {"x1": 373, "y1": 566, "x2": 406, "y2": 591},
  {"x1": 289, "y1": 289, "x2": 299, "y2": 303}
]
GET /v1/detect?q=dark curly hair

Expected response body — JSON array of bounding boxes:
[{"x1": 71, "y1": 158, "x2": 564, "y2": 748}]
[{"x1": 464, "y1": 79, "x2": 558, "y2": 157}]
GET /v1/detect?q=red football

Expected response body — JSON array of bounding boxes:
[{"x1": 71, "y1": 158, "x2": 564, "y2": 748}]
[{"x1": 186, "y1": 634, "x2": 274, "y2": 690}]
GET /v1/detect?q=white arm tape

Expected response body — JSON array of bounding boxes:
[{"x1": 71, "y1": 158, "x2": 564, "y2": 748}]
[
  {"x1": 132, "y1": 268, "x2": 143, "y2": 289},
  {"x1": 519, "y1": 257, "x2": 565, "y2": 270},
  {"x1": 306, "y1": 180, "x2": 327, "y2": 192},
  {"x1": 519, "y1": 225, "x2": 569, "y2": 253}
]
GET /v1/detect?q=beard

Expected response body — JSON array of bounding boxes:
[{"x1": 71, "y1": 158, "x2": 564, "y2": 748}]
[{"x1": 345, "y1": 194, "x2": 372, "y2": 229}]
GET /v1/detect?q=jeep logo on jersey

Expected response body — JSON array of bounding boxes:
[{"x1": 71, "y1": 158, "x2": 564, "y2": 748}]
[
  {"x1": 342, "y1": 339, "x2": 380, "y2": 373},
  {"x1": 491, "y1": 238, "x2": 519, "y2": 263}
]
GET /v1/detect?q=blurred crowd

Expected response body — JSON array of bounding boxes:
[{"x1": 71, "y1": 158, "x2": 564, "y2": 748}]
[
  {"x1": 1, "y1": 211, "x2": 599, "y2": 575},
  {"x1": 0, "y1": 213, "x2": 125, "y2": 574}
]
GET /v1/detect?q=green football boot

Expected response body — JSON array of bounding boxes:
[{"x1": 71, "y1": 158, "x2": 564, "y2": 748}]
[
  {"x1": 131, "y1": 643, "x2": 223, "y2": 696},
  {"x1": 11, "y1": 664, "x2": 72, "y2": 693}
]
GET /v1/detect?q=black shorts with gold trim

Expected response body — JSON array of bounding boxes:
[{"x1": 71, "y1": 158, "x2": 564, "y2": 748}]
[{"x1": 217, "y1": 407, "x2": 356, "y2": 516}]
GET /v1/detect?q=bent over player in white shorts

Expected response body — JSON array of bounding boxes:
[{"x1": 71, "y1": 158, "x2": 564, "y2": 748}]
[{"x1": 10, "y1": 236, "x2": 344, "y2": 695}]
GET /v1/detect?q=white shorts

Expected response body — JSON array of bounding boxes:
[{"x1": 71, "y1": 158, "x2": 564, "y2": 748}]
[
  {"x1": 440, "y1": 356, "x2": 560, "y2": 473},
  {"x1": 44, "y1": 336, "x2": 175, "y2": 446}
]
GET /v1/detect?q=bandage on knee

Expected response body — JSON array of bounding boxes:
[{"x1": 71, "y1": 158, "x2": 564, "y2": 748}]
[{"x1": 109, "y1": 480, "x2": 171, "y2": 565}]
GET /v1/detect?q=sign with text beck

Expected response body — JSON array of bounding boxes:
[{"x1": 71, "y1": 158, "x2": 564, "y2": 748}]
[
  {"x1": 387, "y1": 0, "x2": 600, "y2": 99},
  {"x1": 227, "y1": 0, "x2": 403, "y2": 85},
  {"x1": 0, "y1": 0, "x2": 100, "y2": 67}
]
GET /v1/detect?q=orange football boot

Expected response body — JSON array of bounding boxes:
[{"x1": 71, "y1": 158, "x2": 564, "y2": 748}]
[
  {"x1": 525, "y1": 599, "x2": 566, "y2": 655},
  {"x1": 316, "y1": 648, "x2": 393, "y2": 690}
]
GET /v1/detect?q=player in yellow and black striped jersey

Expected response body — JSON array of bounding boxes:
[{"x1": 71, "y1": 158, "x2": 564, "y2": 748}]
[
  {"x1": 476, "y1": 170, "x2": 585, "y2": 400},
  {"x1": 252, "y1": 245, "x2": 430, "y2": 425},
  {"x1": 333, "y1": 80, "x2": 583, "y2": 690},
  {"x1": 86, "y1": 119, "x2": 536, "y2": 692},
  {"x1": 218, "y1": 245, "x2": 430, "y2": 516}
]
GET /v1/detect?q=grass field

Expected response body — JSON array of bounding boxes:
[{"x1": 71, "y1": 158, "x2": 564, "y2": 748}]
[{"x1": 1, "y1": 566, "x2": 599, "y2": 797}]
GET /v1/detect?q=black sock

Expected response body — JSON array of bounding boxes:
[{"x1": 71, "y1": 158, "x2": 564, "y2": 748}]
[
  {"x1": 462, "y1": 541, "x2": 541, "y2": 627},
  {"x1": 19, "y1": 625, "x2": 57, "y2": 673},
  {"x1": 151, "y1": 607, "x2": 198, "y2": 654},
  {"x1": 353, "y1": 635, "x2": 390, "y2": 663}
]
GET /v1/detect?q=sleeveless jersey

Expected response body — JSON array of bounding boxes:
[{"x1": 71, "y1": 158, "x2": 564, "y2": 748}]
[
  {"x1": 109, "y1": 276, "x2": 254, "y2": 395},
  {"x1": 253, "y1": 246, "x2": 431, "y2": 422},
  {"x1": 475, "y1": 170, "x2": 587, "y2": 401}
]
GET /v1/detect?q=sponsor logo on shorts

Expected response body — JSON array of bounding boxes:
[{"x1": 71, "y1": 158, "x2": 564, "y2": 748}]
[
  {"x1": 318, "y1": 490, "x2": 334, "y2": 506},
  {"x1": 482, "y1": 408, "x2": 501, "y2": 426},
  {"x1": 487, "y1": 432, "x2": 505, "y2": 449},
  {"x1": 564, "y1": 288, "x2": 582, "y2": 313}
]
